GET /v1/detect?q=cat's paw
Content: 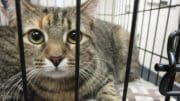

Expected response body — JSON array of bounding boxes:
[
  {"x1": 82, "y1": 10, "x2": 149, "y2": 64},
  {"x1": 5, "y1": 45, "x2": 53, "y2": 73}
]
[{"x1": 96, "y1": 82, "x2": 120, "y2": 101}]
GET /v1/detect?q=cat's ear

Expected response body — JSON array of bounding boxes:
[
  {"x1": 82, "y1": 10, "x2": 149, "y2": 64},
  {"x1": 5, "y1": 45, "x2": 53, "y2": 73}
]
[
  {"x1": 0, "y1": 0, "x2": 35, "y2": 26},
  {"x1": 81, "y1": 0, "x2": 98, "y2": 15}
]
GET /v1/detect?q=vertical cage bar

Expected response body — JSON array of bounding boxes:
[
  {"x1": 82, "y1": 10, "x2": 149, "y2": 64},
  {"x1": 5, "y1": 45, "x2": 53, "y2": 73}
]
[
  {"x1": 120, "y1": 0, "x2": 124, "y2": 28},
  {"x1": 141, "y1": 0, "x2": 153, "y2": 81},
  {"x1": 138, "y1": 0, "x2": 147, "y2": 47},
  {"x1": 122, "y1": 0, "x2": 139, "y2": 100},
  {"x1": 111, "y1": 0, "x2": 115, "y2": 23},
  {"x1": 156, "y1": 0, "x2": 172, "y2": 87},
  {"x1": 71, "y1": 0, "x2": 74, "y2": 6},
  {"x1": 123, "y1": 0, "x2": 127, "y2": 29},
  {"x1": 15, "y1": 0, "x2": 28, "y2": 100},
  {"x1": 126, "y1": 0, "x2": 131, "y2": 32},
  {"x1": 119, "y1": 0, "x2": 123, "y2": 24},
  {"x1": 179, "y1": 13, "x2": 180, "y2": 30},
  {"x1": 74, "y1": 0, "x2": 81, "y2": 101},
  {"x1": 103, "y1": 0, "x2": 107, "y2": 20},
  {"x1": 147, "y1": 0, "x2": 162, "y2": 83},
  {"x1": 0, "y1": 13, "x2": 2, "y2": 25},
  {"x1": 46, "y1": 0, "x2": 47, "y2": 6},
  {"x1": 38, "y1": 0, "x2": 40, "y2": 6},
  {"x1": 54, "y1": 0, "x2": 57, "y2": 7},
  {"x1": 139, "y1": 0, "x2": 147, "y2": 77}
]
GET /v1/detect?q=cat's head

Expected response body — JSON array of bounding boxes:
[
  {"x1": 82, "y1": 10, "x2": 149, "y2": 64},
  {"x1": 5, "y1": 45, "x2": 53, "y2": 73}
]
[{"x1": 1, "y1": 0, "x2": 99, "y2": 81}]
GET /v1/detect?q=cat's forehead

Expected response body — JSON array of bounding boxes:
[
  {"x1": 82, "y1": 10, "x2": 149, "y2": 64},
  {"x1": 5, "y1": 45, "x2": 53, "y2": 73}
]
[{"x1": 23, "y1": 8, "x2": 75, "y2": 29}]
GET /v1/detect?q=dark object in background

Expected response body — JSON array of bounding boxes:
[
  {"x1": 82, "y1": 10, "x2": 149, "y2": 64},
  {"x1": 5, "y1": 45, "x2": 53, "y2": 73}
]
[{"x1": 155, "y1": 30, "x2": 180, "y2": 100}]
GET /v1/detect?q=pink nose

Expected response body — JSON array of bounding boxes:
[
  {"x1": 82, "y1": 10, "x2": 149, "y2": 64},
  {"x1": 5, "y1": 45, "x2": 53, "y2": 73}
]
[{"x1": 49, "y1": 56, "x2": 64, "y2": 67}]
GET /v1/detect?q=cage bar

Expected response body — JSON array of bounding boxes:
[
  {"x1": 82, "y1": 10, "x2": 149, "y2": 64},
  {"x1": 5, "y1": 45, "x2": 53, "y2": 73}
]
[
  {"x1": 126, "y1": 0, "x2": 131, "y2": 31},
  {"x1": 141, "y1": 0, "x2": 153, "y2": 80},
  {"x1": 147, "y1": 0, "x2": 162, "y2": 82},
  {"x1": 122, "y1": 0, "x2": 139, "y2": 100},
  {"x1": 15, "y1": 0, "x2": 28, "y2": 100},
  {"x1": 139, "y1": 0, "x2": 147, "y2": 77},
  {"x1": 74, "y1": 0, "x2": 81, "y2": 101}
]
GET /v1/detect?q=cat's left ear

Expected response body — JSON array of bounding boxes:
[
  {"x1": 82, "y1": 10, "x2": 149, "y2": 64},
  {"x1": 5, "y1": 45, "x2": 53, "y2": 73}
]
[{"x1": 81, "y1": 0, "x2": 98, "y2": 15}]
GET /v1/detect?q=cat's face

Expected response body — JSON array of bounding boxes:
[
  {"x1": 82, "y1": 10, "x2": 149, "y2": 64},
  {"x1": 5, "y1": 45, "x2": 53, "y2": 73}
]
[
  {"x1": 2, "y1": 0, "x2": 98, "y2": 80},
  {"x1": 22, "y1": 8, "x2": 96, "y2": 79}
]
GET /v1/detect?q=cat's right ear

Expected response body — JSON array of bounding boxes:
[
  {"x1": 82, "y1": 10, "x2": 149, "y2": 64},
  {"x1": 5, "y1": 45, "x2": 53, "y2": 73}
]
[
  {"x1": 80, "y1": 0, "x2": 99, "y2": 16},
  {"x1": 0, "y1": 0, "x2": 35, "y2": 26}
]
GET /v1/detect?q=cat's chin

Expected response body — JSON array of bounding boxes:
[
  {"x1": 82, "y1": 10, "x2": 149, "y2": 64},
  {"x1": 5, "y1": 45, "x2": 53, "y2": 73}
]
[{"x1": 42, "y1": 70, "x2": 74, "y2": 79}]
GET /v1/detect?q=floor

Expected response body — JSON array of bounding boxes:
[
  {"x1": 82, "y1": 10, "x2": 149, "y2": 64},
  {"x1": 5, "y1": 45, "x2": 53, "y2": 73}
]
[{"x1": 118, "y1": 79, "x2": 176, "y2": 101}]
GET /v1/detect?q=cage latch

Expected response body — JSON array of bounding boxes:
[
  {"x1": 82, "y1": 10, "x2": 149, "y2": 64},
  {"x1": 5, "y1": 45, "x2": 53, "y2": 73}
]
[{"x1": 155, "y1": 30, "x2": 180, "y2": 96}]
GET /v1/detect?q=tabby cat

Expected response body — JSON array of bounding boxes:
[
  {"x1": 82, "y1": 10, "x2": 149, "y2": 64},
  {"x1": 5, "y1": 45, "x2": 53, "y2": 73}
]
[{"x1": 0, "y1": 0, "x2": 139, "y2": 100}]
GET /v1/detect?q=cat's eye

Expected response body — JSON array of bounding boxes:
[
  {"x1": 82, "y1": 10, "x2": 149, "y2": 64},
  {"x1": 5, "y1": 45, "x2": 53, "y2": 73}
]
[
  {"x1": 27, "y1": 29, "x2": 45, "y2": 44},
  {"x1": 67, "y1": 30, "x2": 82, "y2": 44}
]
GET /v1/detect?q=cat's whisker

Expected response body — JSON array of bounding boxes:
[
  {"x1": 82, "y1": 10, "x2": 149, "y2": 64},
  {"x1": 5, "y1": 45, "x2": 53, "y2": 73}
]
[
  {"x1": 30, "y1": 68, "x2": 44, "y2": 84},
  {"x1": 9, "y1": 71, "x2": 32, "y2": 98},
  {"x1": 5, "y1": 70, "x2": 35, "y2": 100},
  {"x1": 15, "y1": 82, "x2": 24, "y2": 100},
  {"x1": 31, "y1": 70, "x2": 42, "y2": 84},
  {"x1": 2, "y1": 69, "x2": 40, "y2": 100},
  {"x1": 5, "y1": 77, "x2": 22, "y2": 99},
  {"x1": 9, "y1": 69, "x2": 41, "y2": 100},
  {"x1": 27, "y1": 70, "x2": 39, "y2": 85},
  {"x1": 4, "y1": 86, "x2": 17, "y2": 100},
  {"x1": 3, "y1": 73, "x2": 21, "y2": 88},
  {"x1": 14, "y1": 84, "x2": 23, "y2": 100},
  {"x1": 27, "y1": 69, "x2": 42, "y2": 85},
  {"x1": 27, "y1": 68, "x2": 41, "y2": 76}
]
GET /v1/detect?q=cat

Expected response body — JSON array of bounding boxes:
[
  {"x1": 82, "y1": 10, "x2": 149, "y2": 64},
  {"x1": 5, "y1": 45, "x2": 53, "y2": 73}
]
[{"x1": 0, "y1": 0, "x2": 140, "y2": 100}]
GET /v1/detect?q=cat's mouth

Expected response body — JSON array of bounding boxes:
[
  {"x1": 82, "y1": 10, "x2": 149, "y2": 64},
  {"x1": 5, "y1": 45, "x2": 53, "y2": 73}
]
[{"x1": 43, "y1": 70, "x2": 74, "y2": 79}]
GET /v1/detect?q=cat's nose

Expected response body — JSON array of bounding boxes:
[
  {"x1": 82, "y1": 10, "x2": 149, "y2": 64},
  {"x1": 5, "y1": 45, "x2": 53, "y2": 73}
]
[{"x1": 49, "y1": 56, "x2": 64, "y2": 67}]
